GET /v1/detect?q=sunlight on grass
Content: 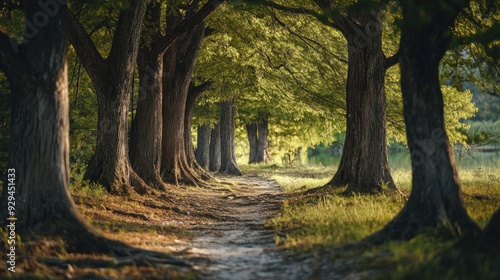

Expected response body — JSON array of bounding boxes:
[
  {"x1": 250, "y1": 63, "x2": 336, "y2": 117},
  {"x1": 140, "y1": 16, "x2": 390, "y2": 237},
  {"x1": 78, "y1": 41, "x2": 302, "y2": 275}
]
[{"x1": 269, "y1": 193, "x2": 406, "y2": 249}]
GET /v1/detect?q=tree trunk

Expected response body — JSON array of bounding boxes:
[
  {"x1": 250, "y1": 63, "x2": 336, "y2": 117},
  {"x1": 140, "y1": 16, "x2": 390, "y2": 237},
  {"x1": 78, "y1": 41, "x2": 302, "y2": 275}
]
[
  {"x1": 196, "y1": 124, "x2": 211, "y2": 170},
  {"x1": 256, "y1": 112, "x2": 271, "y2": 163},
  {"x1": 68, "y1": 0, "x2": 149, "y2": 195},
  {"x1": 209, "y1": 124, "x2": 221, "y2": 172},
  {"x1": 307, "y1": 10, "x2": 396, "y2": 194},
  {"x1": 0, "y1": 1, "x2": 92, "y2": 236},
  {"x1": 366, "y1": 0, "x2": 479, "y2": 243},
  {"x1": 246, "y1": 123, "x2": 258, "y2": 164},
  {"x1": 219, "y1": 100, "x2": 242, "y2": 175},
  {"x1": 184, "y1": 82, "x2": 212, "y2": 180},
  {"x1": 161, "y1": 23, "x2": 206, "y2": 185},
  {"x1": 129, "y1": 49, "x2": 166, "y2": 190}
]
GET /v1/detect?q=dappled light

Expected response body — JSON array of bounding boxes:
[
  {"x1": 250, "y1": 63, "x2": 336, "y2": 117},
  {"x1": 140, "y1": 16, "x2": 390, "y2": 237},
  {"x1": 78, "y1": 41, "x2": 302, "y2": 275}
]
[{"x1": 0, "y1": 0, "x2": 499, "y2": 279}]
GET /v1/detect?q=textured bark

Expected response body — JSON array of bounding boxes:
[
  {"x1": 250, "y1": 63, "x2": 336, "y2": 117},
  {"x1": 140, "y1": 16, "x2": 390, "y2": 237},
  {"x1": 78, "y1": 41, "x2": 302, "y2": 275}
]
[
  {"x1": 246, "y1": 123, "x2": 258, "y2": 164},
  {"x1": 0, "y1": 2, "x2": 92, "y2": 236},
  {"x1": 366, "y1": 0, "x2": 479, "y2": 243},
  {"x1": 307, "y1": 7, "x2": 396, "y2": 194},
  {"x1": 196, "y1": 124, "x2": 211, "y2": 170},
  {"x1": 209, "y1": 124, "x2": 221, "y2": 172},
  {"x1": 129, "y1": 51, "x2": 166, "y2": 190},
  {"x1": 161, "y1": 22, "x2": 206, "y2": 185},
  {"x1": 184, "y1": 82, "x2": 212, "y2": 180},
  {"x1": 68, "y1": 0, "x2": 149, "y2": 195},
  {"x1": 256, "y1": 112, "x2": 272, "y2": 163},
  {"x1": 219, "y1": 100, "x2": 242, "y2": 175}
]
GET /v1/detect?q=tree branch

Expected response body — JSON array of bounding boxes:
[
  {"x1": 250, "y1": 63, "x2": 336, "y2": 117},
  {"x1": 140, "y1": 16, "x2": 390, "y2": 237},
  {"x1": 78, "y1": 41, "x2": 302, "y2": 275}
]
[
  {"x1": 153, "y1": 0, "x2": 223, "y2": 55},
  {"x1": 66, "y1": 10, "x2": 106, "y2": 83},
  {"x1": 384, "y1": 50, "x2": 400, "y2": 70},
  {"x1": 0, "y1": 29, "x2": 21, "y2": 77}
]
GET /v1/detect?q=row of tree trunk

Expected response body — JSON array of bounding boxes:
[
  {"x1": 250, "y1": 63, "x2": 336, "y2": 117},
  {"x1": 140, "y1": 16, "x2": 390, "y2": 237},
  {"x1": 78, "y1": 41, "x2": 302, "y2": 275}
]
[
  {"x1": 245, "y1": 111, "x2": 272, "y2": 164},
  {"x1": 195, "y1": 101, "x2": 243, "y2": 175},
  {"x1": 67, "y1": 0, "x2": 224, "y2": 193}
]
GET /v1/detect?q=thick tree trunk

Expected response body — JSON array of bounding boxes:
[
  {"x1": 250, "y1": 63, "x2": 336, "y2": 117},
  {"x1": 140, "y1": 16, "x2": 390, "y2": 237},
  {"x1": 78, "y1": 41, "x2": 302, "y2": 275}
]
[
  {"x1": 256, "y1": 112, "x2": 271, "y2": 163},
  {"x1": 246, "y1": 123, "x2": 258, "y2": 164},
  {"x1": 219, "y1": 100, "x2": 242, "y2": 175},
  {"x1": 0, "y1": 1, "x2": 93, "y2": 237},
  {"x1": 68, "y1": 0, "x2": 149, "y2": 195},
  {"x1": 209, "y1": 124, "x2": 221, "y2": 172},
  {"x1": 196, "y1": 124, "x2": 211, "y2": 170},
  {"x1": 161, "y1": 23, "x2": 206, "y2": 185},
  {"x1": 306, "y1": 11, "x2": 396, "y2": 194},
  {"x1": 366, "y1": 0, "x2": 479, "y2": 243},
  {"x1": 129, "y1": 50, "x2": 166, "y2": 190}
]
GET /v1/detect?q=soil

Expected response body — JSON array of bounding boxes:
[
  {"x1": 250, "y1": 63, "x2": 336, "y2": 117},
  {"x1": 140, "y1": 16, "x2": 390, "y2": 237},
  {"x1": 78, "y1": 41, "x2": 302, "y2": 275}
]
[{"x1": 175, "y1": 175, "x2": 316, "y2": 279}]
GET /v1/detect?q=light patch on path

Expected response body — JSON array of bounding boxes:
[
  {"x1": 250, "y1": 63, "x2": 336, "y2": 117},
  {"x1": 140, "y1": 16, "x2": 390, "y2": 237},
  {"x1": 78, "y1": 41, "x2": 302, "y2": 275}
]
[{"x1": 181, "y1": 176, "x2": 316, "y2": 280}]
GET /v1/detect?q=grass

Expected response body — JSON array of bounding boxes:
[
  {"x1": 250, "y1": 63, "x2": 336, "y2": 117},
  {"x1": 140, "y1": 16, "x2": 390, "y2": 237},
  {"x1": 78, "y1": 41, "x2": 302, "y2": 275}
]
[{"x1": 242, "y1": 163, "x2": 500, "y2": 279}]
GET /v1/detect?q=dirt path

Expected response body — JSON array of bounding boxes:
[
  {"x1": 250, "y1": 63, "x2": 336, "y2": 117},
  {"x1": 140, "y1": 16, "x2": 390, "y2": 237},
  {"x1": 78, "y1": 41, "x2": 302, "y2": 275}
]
[{"x1": 174, "y1": 175, "x2": 316, "y2": 280}]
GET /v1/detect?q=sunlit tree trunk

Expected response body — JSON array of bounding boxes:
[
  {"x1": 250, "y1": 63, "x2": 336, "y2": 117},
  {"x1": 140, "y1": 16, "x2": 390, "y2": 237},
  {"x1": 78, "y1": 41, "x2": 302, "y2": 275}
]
[
  {"x1": 161, "y1": 23, "x2": 206, "y2": 185},
  {"x1": 308, "y1": 5, "x2": 397, "y2": 194},
  {"x1": 209, "y1": 124, "x2": 221, "y2": 172},
  {"x1": 68, "y1": 0, "x2": 149, "y2": 194},
  {"x1": 256, "y1": 112, "x2": 271, "y2": 163},
  {"x1": 246, "y1": 123, "x2": 258, "y2": 163},
  {"x1": 129, "y1": 1, "x2": 166, "y2": 190},
  {"x1": 196, "y1": 124, "x2": 211, "y2": 170},
  {"x1": 219, "y1": 100, "x2": 242, "y2": 175}
]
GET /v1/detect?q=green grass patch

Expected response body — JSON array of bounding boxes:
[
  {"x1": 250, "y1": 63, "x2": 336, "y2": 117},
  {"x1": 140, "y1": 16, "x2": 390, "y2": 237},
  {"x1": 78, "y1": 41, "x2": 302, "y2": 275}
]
[{"x1": 250, "y1": 164, "x2": 500, "y2": 278}]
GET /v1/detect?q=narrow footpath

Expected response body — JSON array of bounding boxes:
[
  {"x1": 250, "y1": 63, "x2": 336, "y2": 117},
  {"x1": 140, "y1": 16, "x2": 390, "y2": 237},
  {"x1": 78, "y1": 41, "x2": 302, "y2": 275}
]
[{"x1": 175, "y1": 175, "x2": 316, "y2": 280}]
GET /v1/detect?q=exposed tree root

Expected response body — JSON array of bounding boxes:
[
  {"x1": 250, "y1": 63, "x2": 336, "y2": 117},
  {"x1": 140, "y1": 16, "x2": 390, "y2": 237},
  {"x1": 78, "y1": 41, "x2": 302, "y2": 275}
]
[
  {"x1": 43, "y1": 252, "x2": 191, "y2": 269},
  {"x1": 104, "y1": 207, "x2": 151, "y2": 221}
]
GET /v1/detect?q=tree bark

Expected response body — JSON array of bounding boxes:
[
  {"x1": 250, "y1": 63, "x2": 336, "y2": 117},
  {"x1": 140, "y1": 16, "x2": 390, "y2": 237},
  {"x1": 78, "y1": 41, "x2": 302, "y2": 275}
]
[
  {"x1": 246, "y1": 123, "x2": 258, "y2": 164},
  {"x1": 366, "y1": 0, "x2": 479, "y2": 243},
  {"x1": 0, "y1": 1, "x2": 93, "y2": 237},
  {"x1": 184, "y1": 82, "x2": 212, "y2": 180},
  {"x1": 307, "y1": 8, "x2": 397, "y2": 194},
  {"x1": 256, "y1": 112, "x2": 272, "y2": 163},
  {"x1": 68, "y1": 0, "x2": 149, "y2": 195},
  {"x1": 209, "y1": 124, "x2": 221, "y2": 172},
  {"x1": 196, "y1": 124, "x2": 211, "y2": 170},
  {"x1": 161, "y1": 22, "x2": 206, "y2": 185},
  {"x1": 219, "y1": 100, "x2": 242, "y2": 175},
  {"x1": 129, "y1": 50, "x2": 166, "y2": 190}
]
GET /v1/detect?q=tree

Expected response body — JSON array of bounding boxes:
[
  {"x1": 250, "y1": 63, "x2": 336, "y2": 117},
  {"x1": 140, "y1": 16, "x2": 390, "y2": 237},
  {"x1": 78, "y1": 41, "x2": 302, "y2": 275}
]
[
  {"x1": 246, "y1": 111, "x2": 272, "y2": 163},
  {"x1": 67, "y1": 0, "x2": 149, "y2": 194},
  {"x1": 196, "y1": 124, "x2": 211, "y2": 169},
  {"x1": 301, "y1": 0, "x2": 399, "y2": 194},
  {"x1": 129, "y1": 0, "x2": 222, "y2": 188},
  {"x1": 184, "y1": 80, "x2": 212, "y2": 175},
  {"x1": 0, "y1": 0, "x2": 94, "y2": 236},
  {"x1": 161, "y1": 20, "x2": 208, "y2": 185},
  {"x1": 209, "y1": 124, "x2": 222, "y2": 172},
  {"x1": 366, "y1": 0, "x2": 481, "y2": 243},
  {"x1": 219, "y1": 99, "x2": 243, "y2": 175}
]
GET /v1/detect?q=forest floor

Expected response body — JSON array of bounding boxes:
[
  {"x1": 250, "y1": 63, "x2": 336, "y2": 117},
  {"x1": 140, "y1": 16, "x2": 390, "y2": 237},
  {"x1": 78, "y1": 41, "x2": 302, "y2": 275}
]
[{"x1": 1, "y1": 166, "x2": 499, "y2": 279}]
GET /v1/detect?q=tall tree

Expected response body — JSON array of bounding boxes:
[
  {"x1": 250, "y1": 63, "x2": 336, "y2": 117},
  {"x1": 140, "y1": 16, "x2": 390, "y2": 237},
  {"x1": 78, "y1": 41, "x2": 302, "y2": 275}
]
[
  {"x1": 245, "y1": 111, "x2": 272, "y2": 163},
  {"x1": 67, "y1": 0, "x2": 149, "y2": 194},
  {"x1": 0, "y1": 0, "x2": 93, "y2": 236},
  {"x1": 209, "y1": 124, "x2": 222, "y2": 172},
  {"x1": 219, "y1": 99, "x2": 243, "y2": 175},
  {"x1": 196, "y1": 124, "x2": 211, "y2": 170},
  {"x1": 184, "y1": 80, "x2": 212, "y2": 176},
  {"x1": 307, "y1": 0, "x2": 399, "y2": 194},
  {"x1": 130, "y1": 0, "x2": 222, "y2": 188},
  {"x1": 161, "y1": 20, "x2": 207, "y2": 185},
  {"x1": 366, "y1": 0, "x2": 480, "y2": 242}
]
